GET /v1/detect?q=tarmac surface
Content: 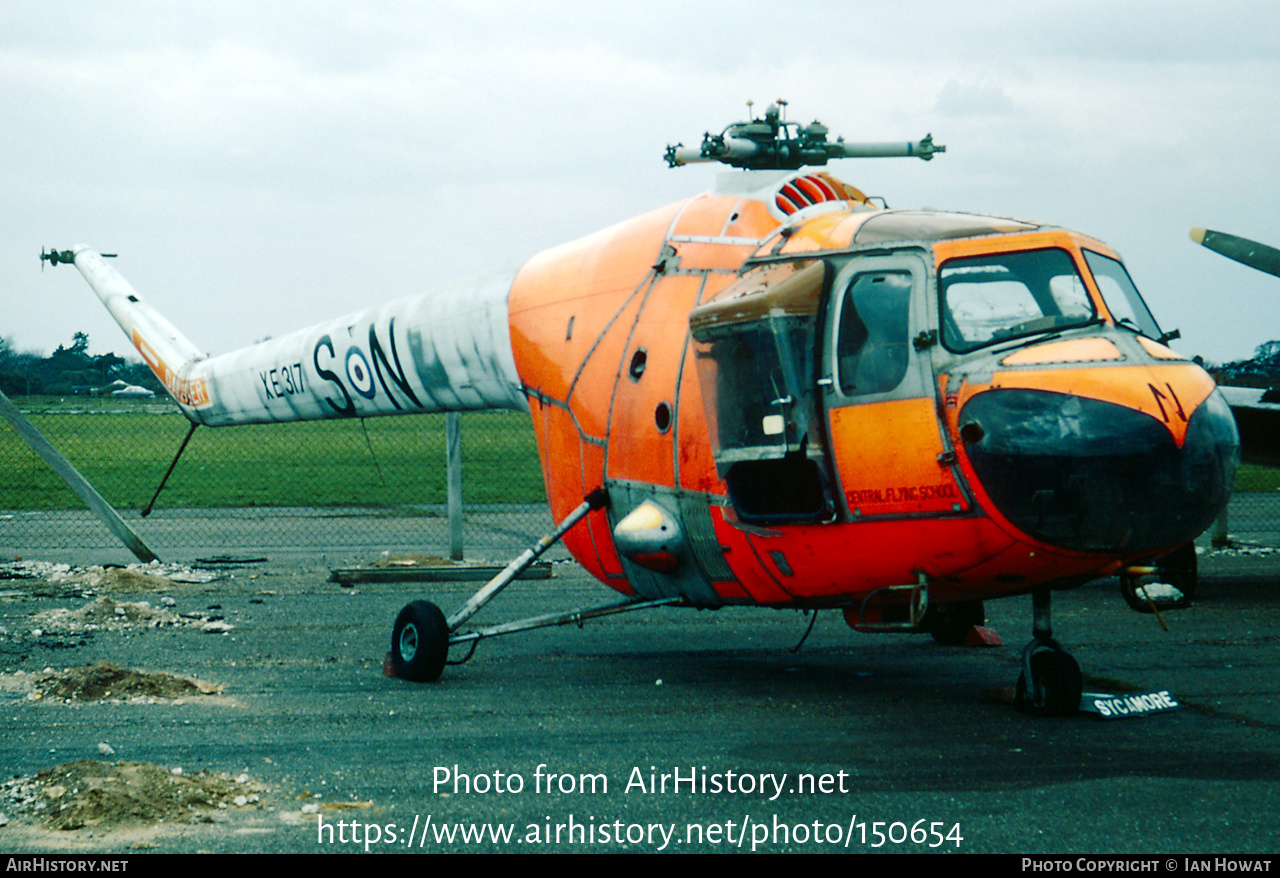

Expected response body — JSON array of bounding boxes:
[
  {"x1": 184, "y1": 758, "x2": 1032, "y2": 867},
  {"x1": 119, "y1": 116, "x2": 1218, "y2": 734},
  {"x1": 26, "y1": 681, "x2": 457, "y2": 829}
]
[{"x1": 1, "y1": 507, "x2": 1278, "y2": 855}]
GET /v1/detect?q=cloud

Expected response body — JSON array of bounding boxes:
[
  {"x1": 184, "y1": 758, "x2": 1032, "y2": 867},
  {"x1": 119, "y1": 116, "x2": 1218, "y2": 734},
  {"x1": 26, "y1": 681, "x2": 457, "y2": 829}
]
[
  {"x1": 935, "y1": 81, "x2": 1017, "y2": 117},
  {"x1": 3, "y1": 1, "x2": 1280, "y2": 362}
]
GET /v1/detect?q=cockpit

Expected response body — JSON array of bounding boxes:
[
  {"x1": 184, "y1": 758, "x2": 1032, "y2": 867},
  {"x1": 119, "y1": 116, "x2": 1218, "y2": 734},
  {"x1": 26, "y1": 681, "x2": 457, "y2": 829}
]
[
  {"x1": 936, "y1": 246, "x2": 1167, "y2": 353},
  {"x1": 688, "y1": 211, "x2": 1233, "y2": 540}
]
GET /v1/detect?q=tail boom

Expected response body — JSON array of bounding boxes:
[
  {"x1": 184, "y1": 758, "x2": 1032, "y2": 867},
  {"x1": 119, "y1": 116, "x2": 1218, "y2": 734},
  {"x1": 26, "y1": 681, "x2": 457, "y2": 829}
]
[{"x1": 67, "y1": 246, "x2": 527, "y2": 426}]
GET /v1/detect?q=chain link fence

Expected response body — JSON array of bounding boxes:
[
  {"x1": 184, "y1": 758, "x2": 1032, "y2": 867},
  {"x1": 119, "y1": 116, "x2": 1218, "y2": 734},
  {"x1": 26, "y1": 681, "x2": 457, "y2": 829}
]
[
  {"x1": 0, "y1": 397, "x2": 554, "y2": 564},
  {"x1": 3, "y1": 395, "x2": 1278, "y2": 565}
]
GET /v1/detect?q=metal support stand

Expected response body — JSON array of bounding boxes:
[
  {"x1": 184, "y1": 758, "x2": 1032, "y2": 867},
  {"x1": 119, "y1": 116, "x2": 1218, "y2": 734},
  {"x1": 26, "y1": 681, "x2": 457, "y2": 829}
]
[
  {"x1": 142, "y1": 421, "x2": 198, "y2": 516},
  {"x1": 0, "y1": 388, "x2": 158, "y2": 562},
  {"x1": 446, "y1": 487, "x2": 607, "y2": 630},
  {"x1": 449, "y1": 596, "x2": 682, "y2": 646}
]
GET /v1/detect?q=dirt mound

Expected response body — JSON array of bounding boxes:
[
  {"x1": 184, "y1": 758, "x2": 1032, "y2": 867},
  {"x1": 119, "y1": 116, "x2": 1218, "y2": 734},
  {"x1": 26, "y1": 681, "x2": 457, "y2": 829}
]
[
  {"x1": 90, "y1": 568, "x2": 178, "y2": 592},
  {"x1": 33, "y1": 662, "x2": 222, "y2": 702},
  {"x1": 2, "y1": 761, "x2": 266, "y2": 831}
]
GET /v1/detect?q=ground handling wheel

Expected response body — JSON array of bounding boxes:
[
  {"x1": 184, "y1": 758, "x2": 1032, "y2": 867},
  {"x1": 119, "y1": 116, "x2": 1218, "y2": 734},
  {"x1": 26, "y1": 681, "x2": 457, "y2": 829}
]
[
  {"x1": 1015, "y1": 645, "x2": 1082, "y2": 717},
  {"x1": 391, "y1": 600, "x2": 449, "y2": 682}
]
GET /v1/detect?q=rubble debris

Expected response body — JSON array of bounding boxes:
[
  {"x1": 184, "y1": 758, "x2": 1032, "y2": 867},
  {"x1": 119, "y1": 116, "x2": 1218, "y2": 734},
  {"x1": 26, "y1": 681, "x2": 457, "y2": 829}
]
[
  {"x1": 1204, "y1": 543, "x2": 1279, "y2": 558},
  {"x1": 32, "y1": 596, "x2": 228, "y2": 635},
  {"x1": 0, "y1": 560, "x2": 219, "y2": 595},
  {"x1": 0, "y1": 760, "x2": 267, "y2": 831}
]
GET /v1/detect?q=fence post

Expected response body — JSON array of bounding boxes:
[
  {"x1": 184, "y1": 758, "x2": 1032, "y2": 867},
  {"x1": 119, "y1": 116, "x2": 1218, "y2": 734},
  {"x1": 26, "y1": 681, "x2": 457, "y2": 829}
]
[
  {"x1": 447, "y1": 411, "x2": 463, "y2": 560},
  {"x1": 1213, "y1": 505, "x2": 1230, "y2": 547}
]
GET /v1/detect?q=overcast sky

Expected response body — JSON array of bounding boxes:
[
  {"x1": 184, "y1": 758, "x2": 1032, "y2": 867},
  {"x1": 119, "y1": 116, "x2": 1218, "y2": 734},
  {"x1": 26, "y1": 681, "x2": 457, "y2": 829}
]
[{"x1": 4, "y1": 0, "x2": 1279, "y2": 365}]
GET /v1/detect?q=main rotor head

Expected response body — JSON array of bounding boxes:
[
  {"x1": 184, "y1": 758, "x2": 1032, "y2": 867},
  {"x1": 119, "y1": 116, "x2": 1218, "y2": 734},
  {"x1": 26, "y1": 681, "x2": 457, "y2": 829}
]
[{"x1": 665, "y1": 100, "x2": 944, "y2": 170}]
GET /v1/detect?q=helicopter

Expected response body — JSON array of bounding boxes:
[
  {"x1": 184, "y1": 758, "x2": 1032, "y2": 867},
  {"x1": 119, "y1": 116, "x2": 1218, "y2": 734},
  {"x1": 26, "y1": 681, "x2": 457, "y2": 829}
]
[{"x1": 43, "y1": 102, "x2": 1242, "y2": 717}]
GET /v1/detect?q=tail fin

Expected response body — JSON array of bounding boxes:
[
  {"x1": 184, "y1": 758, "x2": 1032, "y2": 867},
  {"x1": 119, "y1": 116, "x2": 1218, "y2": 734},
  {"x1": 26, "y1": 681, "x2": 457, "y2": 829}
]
[
  {"x1": 59, "y1": 245, "x2": 526, "y2": 426},
  {"x1": 67, "y1": 246, "x2": 211, "y2": 411}
]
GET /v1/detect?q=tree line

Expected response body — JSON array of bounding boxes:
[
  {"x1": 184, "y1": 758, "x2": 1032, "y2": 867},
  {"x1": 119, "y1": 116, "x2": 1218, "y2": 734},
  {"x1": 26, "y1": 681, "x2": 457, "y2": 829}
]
[
  {"x1": 1211, "y1": 340, "x2": 1280, "y2": 388},
  {"x1": 5, "y1": 330, "x2": 1278, "y2": 400},
  {"x1": 0, "y1": 332, "x2": 163, "y2": 397}
]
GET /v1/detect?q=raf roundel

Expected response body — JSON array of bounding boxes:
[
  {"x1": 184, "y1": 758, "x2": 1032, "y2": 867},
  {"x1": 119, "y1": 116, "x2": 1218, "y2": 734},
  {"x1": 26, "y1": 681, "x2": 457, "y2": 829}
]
[{"x1": 345, "y1": 347, "x2": 377, "y2": 399}]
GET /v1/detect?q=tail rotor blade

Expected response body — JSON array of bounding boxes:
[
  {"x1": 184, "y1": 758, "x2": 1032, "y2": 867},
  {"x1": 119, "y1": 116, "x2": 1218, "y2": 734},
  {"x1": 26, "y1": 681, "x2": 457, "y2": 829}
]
[{"x1": 1190, "y1": 227, "x2": 1280, "y2": 279}]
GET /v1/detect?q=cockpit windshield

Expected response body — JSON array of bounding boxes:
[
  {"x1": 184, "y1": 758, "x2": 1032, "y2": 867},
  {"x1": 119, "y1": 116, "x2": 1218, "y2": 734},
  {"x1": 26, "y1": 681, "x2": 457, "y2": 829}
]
[
  {"x1": 1083, "y1": 249, "x2": 1163, "y2": 340},
  {"x1": 939, "y1": 248, "x2": 1097, "y2": 353}
]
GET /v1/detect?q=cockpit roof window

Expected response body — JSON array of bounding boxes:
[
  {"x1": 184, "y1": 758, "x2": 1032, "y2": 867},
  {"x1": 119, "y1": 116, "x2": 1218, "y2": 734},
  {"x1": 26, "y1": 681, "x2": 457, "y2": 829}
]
[
  {"x1": 854, "y1": 211, "x2": 1038, "y2": 245},
  {"x1": 939, "y1": 248, "x2": 1097, "y2": 354}
]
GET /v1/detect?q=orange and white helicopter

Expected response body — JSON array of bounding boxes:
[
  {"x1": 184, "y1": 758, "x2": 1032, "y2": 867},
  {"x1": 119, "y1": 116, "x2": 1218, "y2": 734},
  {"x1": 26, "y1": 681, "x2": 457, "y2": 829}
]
[{"x1": 44, "y1": 102, "x2": 1241, "y2": 716}]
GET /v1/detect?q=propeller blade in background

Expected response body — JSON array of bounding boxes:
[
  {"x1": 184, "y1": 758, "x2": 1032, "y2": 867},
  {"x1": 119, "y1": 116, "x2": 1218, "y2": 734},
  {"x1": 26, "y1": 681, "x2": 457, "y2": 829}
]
[{"x1": 1190, "y1": 227, "x2": 1280, "y2": 278}]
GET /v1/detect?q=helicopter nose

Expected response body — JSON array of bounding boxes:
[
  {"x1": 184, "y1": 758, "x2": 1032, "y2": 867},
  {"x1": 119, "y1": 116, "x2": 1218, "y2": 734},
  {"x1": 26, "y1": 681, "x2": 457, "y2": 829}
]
[{"x1": 958, "y1": 386, "x2": 1239, "y2": 555}]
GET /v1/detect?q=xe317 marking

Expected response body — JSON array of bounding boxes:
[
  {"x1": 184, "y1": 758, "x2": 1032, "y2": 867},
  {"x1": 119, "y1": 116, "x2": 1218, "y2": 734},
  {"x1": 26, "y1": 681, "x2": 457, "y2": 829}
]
[{"x1": 259, "y1": 362, "x2": 305, "y2": 400}]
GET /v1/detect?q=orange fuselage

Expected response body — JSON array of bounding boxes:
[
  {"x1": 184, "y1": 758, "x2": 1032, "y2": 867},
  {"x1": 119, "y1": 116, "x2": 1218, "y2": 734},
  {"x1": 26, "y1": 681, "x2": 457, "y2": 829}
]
[{"x1": 507, "y1": 178, "x2": 1237, "y2": 610}]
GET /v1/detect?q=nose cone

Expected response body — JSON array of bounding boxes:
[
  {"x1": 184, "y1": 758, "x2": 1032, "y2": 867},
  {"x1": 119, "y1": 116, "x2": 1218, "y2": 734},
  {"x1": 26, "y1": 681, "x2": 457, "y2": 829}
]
[{"x1": 959, "y1": 388, "x2": 1239, "y2": 555}]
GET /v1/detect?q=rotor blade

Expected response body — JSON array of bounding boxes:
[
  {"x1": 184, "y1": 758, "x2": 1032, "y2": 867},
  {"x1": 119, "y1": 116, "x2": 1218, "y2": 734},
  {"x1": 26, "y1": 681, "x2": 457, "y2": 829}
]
[{"x1": 1190, "y1": 227, "x2": 1280, "y2": 279}]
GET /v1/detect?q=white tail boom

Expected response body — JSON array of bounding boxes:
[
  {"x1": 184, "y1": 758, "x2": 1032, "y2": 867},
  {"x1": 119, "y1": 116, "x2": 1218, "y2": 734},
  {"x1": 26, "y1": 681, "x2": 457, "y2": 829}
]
[{"x1": 63, "y1": 245, "x2": 527, "y2": 426}]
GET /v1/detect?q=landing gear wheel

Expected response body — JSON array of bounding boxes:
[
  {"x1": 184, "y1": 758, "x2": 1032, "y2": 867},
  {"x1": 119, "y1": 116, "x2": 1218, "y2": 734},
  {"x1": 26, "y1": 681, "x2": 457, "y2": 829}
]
[
  {"x1": 1015, "y1": 646, "x2": 1082, "y2": 717},
  {"x1": 924, "y1": 600, "x2": 985, "y2": 645},
  {"x1": 391, "y1": 600, "x2": 449, "y2": 682}
]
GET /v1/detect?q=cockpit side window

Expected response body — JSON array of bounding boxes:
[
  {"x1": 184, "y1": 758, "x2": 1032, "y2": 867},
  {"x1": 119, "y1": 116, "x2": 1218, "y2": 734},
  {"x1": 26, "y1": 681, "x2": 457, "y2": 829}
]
[
  {"x1": 939, "y1": 248, "x2": 1097, "y2": 353},
  {"x1": 837, "y1": 272, "x2": 912, "y2": 395},
  {"x1": 1083, "y1": 249, "x2": 1162, "y2": 340}
]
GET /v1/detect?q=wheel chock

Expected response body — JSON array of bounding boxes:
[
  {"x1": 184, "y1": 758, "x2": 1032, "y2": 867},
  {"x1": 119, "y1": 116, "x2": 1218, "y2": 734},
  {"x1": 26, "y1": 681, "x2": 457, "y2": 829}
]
[
  {"x1": 965, "y1": 625, "x2": 1003, "y2": 647},
  {"x1": 382, "y1": 651, "x2": 397, "y2": 678}
]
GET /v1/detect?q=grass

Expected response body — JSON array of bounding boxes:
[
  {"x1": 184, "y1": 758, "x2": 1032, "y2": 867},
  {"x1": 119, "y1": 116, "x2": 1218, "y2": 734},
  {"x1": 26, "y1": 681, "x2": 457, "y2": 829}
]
[
  {"x1": 0, "y1": 402, "x2": 546, "y2": 510},
  {"x1": 5, "y1": 396, "x2": 1276, "y2": 511},
  {"x1": 1234, "y1": 464, "x2": 1280, "y2": 493}
]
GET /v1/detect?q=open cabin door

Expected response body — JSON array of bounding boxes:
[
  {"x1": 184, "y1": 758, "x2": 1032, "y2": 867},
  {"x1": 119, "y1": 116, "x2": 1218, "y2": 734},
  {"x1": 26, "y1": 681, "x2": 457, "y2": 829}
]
[
  {"x1": 820, "y1": 251, "x2": 970, "y2": 519},
  {"x1": 690, "y1": 261, "x2": 836, "y2": 524}
]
